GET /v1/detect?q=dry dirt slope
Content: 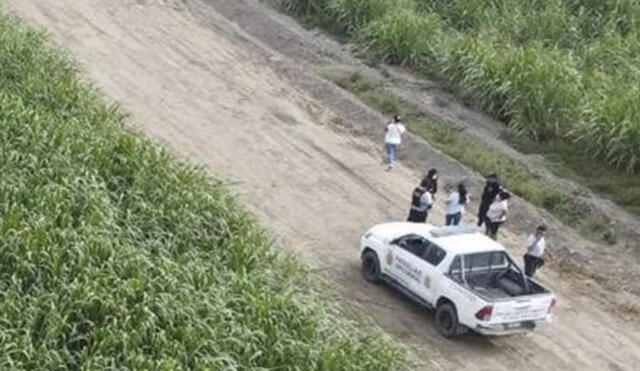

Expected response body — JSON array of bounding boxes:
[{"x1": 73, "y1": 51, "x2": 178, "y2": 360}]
[{"x1": 3, "y1": 0, "x2": 640, "y2": 370}]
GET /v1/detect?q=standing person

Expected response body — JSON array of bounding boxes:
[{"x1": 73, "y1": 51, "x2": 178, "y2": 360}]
[
  {"x1": 477, "y1": 173, "x2": 502, "y2": 227},
  {"x1": 422, "y1": 168, "x2": 438, "y2": 199},
  {"x1": 445, "y1": 182, "x2": 469, "y2": 226},
  {"x1": 485, "y1": 191, "x2": 510, "y2": 240},
  {"x1": 384, "y1": 115, "x2": 406, "y2": 171},
  {"x1": 407, "y1": 178, "x2": 433, "y2": 223},
  {"x1": 524, "y1": 225, "x2": 552, "y2": 277}
]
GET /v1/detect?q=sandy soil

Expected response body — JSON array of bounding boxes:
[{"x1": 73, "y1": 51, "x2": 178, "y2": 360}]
[{"x1": 3, "y1": 0, "x2": 640, "y2": 370}]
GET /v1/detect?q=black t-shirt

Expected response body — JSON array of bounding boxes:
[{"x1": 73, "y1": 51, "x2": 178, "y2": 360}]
[
  {"x1": 481, "y1": 183, "x2": 501, "y2": 204},
  {"x1": 423, "y1": 177, "x2": 438, "y2": 195}
]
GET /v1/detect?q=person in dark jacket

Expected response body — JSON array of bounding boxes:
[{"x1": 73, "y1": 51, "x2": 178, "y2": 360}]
[
  {"x1": 407, "y1": 178, "x2": 434, "y2": 223},
  {"x1": 477, "y1": 173, "x2": 502, "y2": 227},
  {"x1": 422, "y1": 168, "x2": 438, "y2": 199}
]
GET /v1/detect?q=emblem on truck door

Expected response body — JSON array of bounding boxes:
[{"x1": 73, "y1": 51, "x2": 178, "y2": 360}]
[
  {"x1": 386, "y1": 251, "x2": 394, "y2": 266},
  {"x1": 424, "y1": 275, "x2": 431, "y2": 288}
]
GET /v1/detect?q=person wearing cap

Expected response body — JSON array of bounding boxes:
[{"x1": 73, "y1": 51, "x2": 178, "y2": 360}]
[
  {"x1": 477, "y1": 173, "x2": 502, "y2": 227},
  {"x1": 524, "y1": 225, "x2": 552, "y2": 277},
  {"x1": 383, "y1": 115, "x2": 406, "y2": 171}
]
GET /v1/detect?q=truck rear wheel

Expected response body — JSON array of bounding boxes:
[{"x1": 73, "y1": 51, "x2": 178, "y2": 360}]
[
  {"x1": 361, "y1": 250, "x2": 382, "y2": 283},
  {"x1": 435, "y1": 303, "x2": 466, "y2": 338}
]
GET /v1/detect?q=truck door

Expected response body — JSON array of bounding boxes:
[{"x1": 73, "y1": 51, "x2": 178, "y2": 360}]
[
  {"x1": 388, "y1": 234, "x2": 425, "y2": 291},
  {"x1": 411, "y1": 241, "x2": 447, "y2": 304}
]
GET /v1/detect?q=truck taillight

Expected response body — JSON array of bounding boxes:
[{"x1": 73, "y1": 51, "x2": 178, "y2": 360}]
[
  {"x1": 475, "y1": 305, "x2": 493, "y2": 321},
  {"x1": 548, "y1": 298, "x2": 557, "y2": 313}
]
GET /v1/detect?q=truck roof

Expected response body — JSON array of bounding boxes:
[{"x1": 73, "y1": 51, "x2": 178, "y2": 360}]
[
  {"x1": 431, "y1": 231, "x2": 506, "y2": 255},
  {"x1": 369, "y1": 222, "x2": 506, "y2": 255}
]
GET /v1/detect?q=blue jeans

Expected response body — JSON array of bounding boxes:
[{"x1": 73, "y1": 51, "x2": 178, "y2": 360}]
[
  {"x1": 445, "y1": 212, "x2": 462, "y2": 226},
  {"x1": 385, "y1": 143, "x2": 398, "y2": 166}
]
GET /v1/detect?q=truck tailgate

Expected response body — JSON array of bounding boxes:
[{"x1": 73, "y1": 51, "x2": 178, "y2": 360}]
[{"x1": 490, "y1": 295, "x2": 554, "y2": 323}]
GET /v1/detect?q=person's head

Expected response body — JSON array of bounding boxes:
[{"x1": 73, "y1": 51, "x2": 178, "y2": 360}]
[
  {"x1": 498, "y1": 190, "x2": 511, "y2": 201},
  {"x1": 427, "y1": 168, "x2": 438, "y2": 180},
  {"x1": 486, "y1": 172, "x2": 499, "y2": 184},
  {"x1": 457, "y1": 182, "x2": 467, "y2": 194},
  {"x1": 535, "y1": 225, "x2": 547, "y2": 237},
  {"x1": 393, "y1": 115, "x2": 402, "y2": 123}
]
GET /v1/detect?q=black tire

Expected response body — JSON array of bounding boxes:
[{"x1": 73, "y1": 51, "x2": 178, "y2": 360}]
[
  {"x1": 435, "y1": 303, "x2": 466, "y2": 338},
  {"x1": 361, "y1": 250, "x2": 382, "y2": 283}
]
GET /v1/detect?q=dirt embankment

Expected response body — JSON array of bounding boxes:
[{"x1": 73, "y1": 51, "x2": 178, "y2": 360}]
[{"x1": 3, "y1": 0, "x2": 640, "y2": 370}]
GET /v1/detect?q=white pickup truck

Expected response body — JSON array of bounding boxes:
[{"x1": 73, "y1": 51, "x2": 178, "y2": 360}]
[{"x1": 360, "y1": 223, "x2": 556, "y2": 337}]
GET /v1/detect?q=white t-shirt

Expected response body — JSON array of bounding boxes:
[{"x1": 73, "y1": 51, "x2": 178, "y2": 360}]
[
  {"x1": 385, "y1": 122, "x2": 406, "y2": 145},
  {"x1": 412, "y1": 190, "x2": 433, "y2": 212},
  {"x1": 445, "y1": 191, "x2": 470, "y2": 215},
  {"x1": 486, "y1": 199, "x2": 508, "y2": 222},
  {"x1": 526, "y1": 234, "x2": 546, "y2": 258}
]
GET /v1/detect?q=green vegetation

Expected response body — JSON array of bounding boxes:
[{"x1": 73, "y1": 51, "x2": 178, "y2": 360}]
[
  {"x1": 321, "y1": 69, "x2": 616, "y2": 243},
  {"x1": 506, "y1": 134, "x2": 640, "y2": 218},
  {"x1": 280, "y1": 0, "x2": 640, "y2": 172},
  {"x1": 0, "y1": 14, "x2": 409, "y2": 369}
]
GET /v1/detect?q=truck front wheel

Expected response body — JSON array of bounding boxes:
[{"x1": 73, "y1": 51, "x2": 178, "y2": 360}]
[
  {"x1": 435, "y1": 303, "x2": 466, "y2": 338},
  {"x1": 361, "y1": 250, "x2": 382, "y2": 283}
]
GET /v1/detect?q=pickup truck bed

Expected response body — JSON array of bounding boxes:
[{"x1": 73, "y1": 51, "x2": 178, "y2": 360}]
[{"x1": 464, "y1": 270, "x2": 548, "y2": 300}]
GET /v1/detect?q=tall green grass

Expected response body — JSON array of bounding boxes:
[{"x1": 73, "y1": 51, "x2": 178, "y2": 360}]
[
  {"x1": 356, "y1": 9, "x2": 441, "y2": 67},
  {"x1": 329, "y1": 0, "x2": 415, "y2": 34},
  {"x1": 281, "y1": 0, "x2": 640, "y2": 172},
  {"x1": 0, "y1": 13, "x2": 409, "y2": 369}
]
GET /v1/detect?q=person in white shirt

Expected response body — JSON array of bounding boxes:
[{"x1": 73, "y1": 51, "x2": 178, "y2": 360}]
[
  {"x1": 485, "y1": 190, "x2": 510, "y2": 240},
  {"x1": 384, "y1": 115, "x2": 406, "y2": 171},
  {"x1": 407, "y1": 178, "x2": 433, "y2": 223},
  {"x1": 524, "y1": 225, "x2": 552, "y2": 277},
  {"x1": 445, "y1": 182, "x2": 469, "y2": 226}
]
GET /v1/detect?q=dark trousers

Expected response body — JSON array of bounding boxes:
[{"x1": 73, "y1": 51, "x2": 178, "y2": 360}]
[
  {"x1": 485, "y1": 221, "x2": 503, "y2": 240},
  {"x1": 445, "y1": 212, "x2": 462, "y2": 226},
  {"x1": 477, "y1": 203, "x2": 490, "y2": 226},
  {"x1": 408, "y1": 209, "x2": 427, "y2": 223},
  {"x1": 524, "y1": 254, "x2": 545, "y2": 277}
]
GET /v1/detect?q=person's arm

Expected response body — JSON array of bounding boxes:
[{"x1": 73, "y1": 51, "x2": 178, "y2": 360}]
[
  {"x1": 480, "y1": 186, "x2": 491, "y2": 202},
  {"x1": 543, "y1": 241, "x2": 554, "y2": 259},
  {"x1": 500, "y1": 202, "x2": 508, "y2": 220},
  {"x1": 500, "y1": 209, "x2": 507, "y2": 220},
  {"x1": 423, "y1": 192, "x2": 433, "y2": 209}
]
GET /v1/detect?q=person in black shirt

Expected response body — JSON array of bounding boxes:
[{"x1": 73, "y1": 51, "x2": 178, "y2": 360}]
[
  {"x1": 422, "y1": 168, "x2": 438, "y2": 199},
  {"x1": 477, "y1": 173, "x2": 502, "y2": 227},
  {"x1": 407, "y1": 178, "x2": 434, "y2": 223}
]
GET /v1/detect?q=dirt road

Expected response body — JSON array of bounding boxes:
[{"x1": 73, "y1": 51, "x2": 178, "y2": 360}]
[{"x1": 4, "y1": 0, "x2": 640, "y2": 370}]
